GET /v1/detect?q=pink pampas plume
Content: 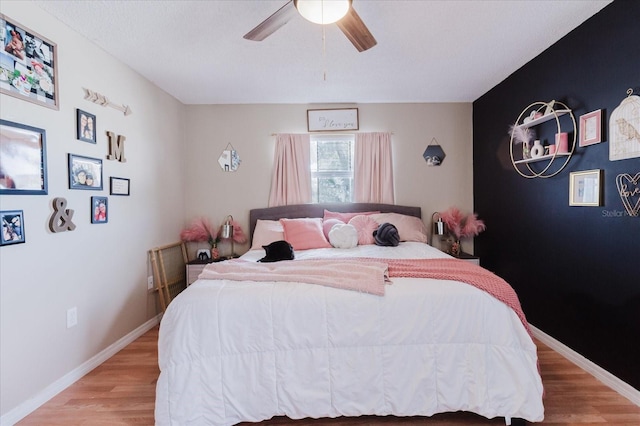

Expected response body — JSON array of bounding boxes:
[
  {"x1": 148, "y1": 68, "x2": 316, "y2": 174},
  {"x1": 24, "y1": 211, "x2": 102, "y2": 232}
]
[
  {"x1": 231, "y1": 219, "x2": 248, "y2": 244},
  {"x1": 508, "y1": 124, "x2": 534, "y2": 145},
  {"x1": 440, "y1": 207, "x2": 464, "y2": 239},
  {"x1": 461, "y1": 212, "x2": 486, "y2": 238},
  {"x1": 440, "y1": 207, "x2": 486, "y2": 239},
  {"x1": 180, "y1": 217, "x2": 218, "y2": 247}
]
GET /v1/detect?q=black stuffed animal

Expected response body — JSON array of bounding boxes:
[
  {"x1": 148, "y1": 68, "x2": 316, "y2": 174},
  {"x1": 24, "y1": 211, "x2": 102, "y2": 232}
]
[{"x1": 258, "y1": 240, "x2": 295, "y2": 262}]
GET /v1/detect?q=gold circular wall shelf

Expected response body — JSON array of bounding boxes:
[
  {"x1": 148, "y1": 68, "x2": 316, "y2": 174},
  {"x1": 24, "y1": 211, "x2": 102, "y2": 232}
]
[{"x1": 509, "y1": 100, "x2": 576, "y2": 179}]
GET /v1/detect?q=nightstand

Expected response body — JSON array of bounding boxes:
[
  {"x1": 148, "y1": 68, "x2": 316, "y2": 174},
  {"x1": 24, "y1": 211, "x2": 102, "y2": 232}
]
[
  {"x1": 186, "y1": 258, "x2": 226, "y2": 286},
  {"x1": 456, "y1": 252, "x2": 480, "y2": 265}
]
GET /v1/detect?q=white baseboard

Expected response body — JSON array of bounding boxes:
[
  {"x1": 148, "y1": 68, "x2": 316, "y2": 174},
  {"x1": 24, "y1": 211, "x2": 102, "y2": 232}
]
[
  {"x1": 530, "y1": 324, "x2": 640, "y2": 406},
  {"x1": 0, "y1": 315, "x2": 161, "y2": 426}
]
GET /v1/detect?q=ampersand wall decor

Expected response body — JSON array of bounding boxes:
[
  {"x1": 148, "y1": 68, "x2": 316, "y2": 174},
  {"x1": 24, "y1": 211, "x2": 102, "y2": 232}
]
[{"x1": 49, "y1": 197, "x2": 76, "y2": 232}]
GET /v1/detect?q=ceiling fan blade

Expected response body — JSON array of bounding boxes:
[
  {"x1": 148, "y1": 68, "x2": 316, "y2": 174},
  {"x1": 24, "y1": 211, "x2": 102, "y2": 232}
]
[
  {"x1": 336, "y1": 6, "x2": 377, "y2": 52},
  {"x1": 244, "y1": 0, "x2": 298, "y2": 41}
]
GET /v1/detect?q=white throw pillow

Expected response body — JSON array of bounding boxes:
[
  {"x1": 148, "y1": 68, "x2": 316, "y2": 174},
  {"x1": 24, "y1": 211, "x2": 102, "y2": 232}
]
[{"x1": 328, "y1": 223, "x2": 358, "y2": 249}]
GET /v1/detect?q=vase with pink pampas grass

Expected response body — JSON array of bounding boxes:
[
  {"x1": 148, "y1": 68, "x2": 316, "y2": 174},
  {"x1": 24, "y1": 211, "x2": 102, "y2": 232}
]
[
  {"x1": 439, "y1": 207, "x2": 486, "y2": 257},
  {"x1": 180, "y1": 217, "x2": 221, "y2": 258}
]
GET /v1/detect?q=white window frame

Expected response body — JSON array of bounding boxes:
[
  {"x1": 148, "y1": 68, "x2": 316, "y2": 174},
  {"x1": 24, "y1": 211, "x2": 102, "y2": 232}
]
[{"x1": 310, "y1": 134, "x2": 355, "y2": 203}]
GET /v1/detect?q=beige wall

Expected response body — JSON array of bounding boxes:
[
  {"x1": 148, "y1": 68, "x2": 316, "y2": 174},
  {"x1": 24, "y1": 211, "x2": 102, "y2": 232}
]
[
  {"x1": 0, "y1": 2, "x2": 186, "y2": 419},
  {"x1": 1, "y1": 3, "x2": 474, "y2": 422},
  {"x1": 183, "y1": 103, "x2": 474, "y2": 255}
]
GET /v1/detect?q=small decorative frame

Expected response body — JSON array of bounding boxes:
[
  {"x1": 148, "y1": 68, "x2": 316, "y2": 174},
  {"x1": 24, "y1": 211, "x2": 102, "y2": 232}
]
[
  {"x1": 196, "y1": 249, "x2": 211, "y2": 260},
  {"x1": 76, "y1": 109, "x2": 96, "y2": 143},
  {"x1": 91, "y1": 196, "x2": 108, "y2": 224},
  {"x1": 307, "y1": 108, "x2": 359, "y2": 132},
  {"x1": 218, "y1": 143, "x2": 241, "y2": 171},
  {"x1": 0, "y1": 14, "x2": 59, "y2": 110},
  {"x1": 0, "y1": 119, "x2": 48, "y2": 194},
  {"x1": 110, "y1": 176, "x2": 130, "y2": 195},
  {"x1": 569, "y1": 169, "x2": 602, "y2": 206},
  {"x1": 423, "y1": 137, "x2": 446, "y2": 166},
  {"x1": 1, "y1": 209, "x2": 25, "y2": 246},
  {"x1": 68, "y1": 154, "x2": 103, "y2": 190},
  {"x1": 609, "y1": 89, "x2": 640, "y2": 161},
  {"x1": 579, "y1": 109, "x2": 602, "y2": 147}
]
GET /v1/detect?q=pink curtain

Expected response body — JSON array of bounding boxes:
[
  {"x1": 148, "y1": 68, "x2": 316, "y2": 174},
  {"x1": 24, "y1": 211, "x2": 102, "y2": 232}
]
[
  {"x1": 268, "y1": 133, "x2": 312, "y2": 207},
  {"x1": 354, "y1": 132, "x2": 395, "y2": 204}
]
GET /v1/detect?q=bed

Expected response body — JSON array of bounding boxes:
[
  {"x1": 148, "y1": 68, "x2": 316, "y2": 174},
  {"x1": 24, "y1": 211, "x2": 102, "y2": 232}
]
[{"x1": 155, "y1": 203, "x2": 544, "y2": 425}]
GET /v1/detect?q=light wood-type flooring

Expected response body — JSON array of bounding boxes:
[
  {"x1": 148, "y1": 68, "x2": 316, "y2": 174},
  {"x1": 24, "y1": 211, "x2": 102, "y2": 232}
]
[{"x1": 18, "y1": 326, "x2": 640, "y2": 425}]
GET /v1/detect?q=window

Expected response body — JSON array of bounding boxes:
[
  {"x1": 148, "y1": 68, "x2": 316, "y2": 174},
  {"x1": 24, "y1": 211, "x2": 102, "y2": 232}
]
[{"x1": 310, "y1": 134, "x2": 354, "y2": 203}]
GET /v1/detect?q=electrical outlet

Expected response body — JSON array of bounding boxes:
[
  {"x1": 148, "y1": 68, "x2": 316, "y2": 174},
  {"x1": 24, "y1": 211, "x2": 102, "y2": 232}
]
[
  {"x1": 147, "y1": 275, "x2": 154, "y2": 290},
  {"x1": 67, "y1": 307, "x2": 78, "y2": 328}
]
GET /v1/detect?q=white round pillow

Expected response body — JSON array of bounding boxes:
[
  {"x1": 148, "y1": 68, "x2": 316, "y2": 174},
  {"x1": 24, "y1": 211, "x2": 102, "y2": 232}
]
[{"x1": 328, "y1": 223, "x2": 358, "y2": 249}]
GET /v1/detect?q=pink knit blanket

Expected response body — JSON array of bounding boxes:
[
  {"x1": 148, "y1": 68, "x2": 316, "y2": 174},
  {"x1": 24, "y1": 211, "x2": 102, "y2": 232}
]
[
  {"x1": 199, "y1": 259, "x2": 390, "y2": 295},
  {"x1": 355, "y1": 257, "x2": 531, "y2": 336}
]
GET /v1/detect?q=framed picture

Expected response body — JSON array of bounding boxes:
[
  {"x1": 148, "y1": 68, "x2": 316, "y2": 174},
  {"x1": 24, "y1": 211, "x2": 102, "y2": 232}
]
[
  {"x1": 579, "y1": 109, "x2": 602, "y2": 147},
  {"x1": 307, "y1": 108, "x2": 359, "y2": 132},
  {"x1": 91, "y1": 196, "x2": 108, "y2": 224},
  {"x1": 110, "y1": 176, "x2": 130, "y2": 195},
  {"x1": 76, "y1": 109, "x2": 96, "y2": 143},
  {"x1": 1, "y1": 209, "x2": 25, "y2": 246},
  {"x1": 0, "y1": 119, "x2": 47, "y2": 195},
  {"x1": 68, "y1": 154, "x2": 103, "y2": 190},
  {"x1": 569, "y1": 169, "x2": 602, "y2": 206},
  {"x1": 0, "y1": 14, "x2": 59, "y2": 110}
]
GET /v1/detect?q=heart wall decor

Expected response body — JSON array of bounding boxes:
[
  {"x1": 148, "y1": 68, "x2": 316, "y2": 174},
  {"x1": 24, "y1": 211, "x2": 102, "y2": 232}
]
[{"x1": 615, "y1": 172, "x2": 640, "y2": 217}]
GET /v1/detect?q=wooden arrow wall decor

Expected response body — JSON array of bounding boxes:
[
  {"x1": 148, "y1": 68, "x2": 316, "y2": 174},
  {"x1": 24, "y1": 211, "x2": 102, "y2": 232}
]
[{"x1": 83, "y1": 88, "x2": 132, "y2": 116}]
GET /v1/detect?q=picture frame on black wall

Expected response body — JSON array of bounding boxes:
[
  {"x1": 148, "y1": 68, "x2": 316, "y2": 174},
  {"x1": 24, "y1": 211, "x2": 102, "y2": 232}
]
[
  {"x1": 569, "y1": 169, "x2": 602, "y2": 206},
  {"x1": 579, "y1": 109, "x2": 602, "y2": 147}
]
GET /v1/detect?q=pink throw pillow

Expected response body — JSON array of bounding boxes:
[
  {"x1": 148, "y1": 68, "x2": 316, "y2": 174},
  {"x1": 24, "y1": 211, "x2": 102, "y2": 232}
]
[
  {"x1": 250, "y1": 220, "x2": 285, "y2": 250},
  {"x1": 323, "y1": 209, "x2": 380, "y2": 223},
  {"x1": 348, "y1": 215, "x2": 379, "y2": 245},
  {"x1": 322, "y1": 218, "x2": 344, "y2": 240},
  {"x1": 369, "y1": 213, "x2": 428, "y2": 243},
  {"x1": 280, "y1": 218, "x2": 332, "y2": 250}
]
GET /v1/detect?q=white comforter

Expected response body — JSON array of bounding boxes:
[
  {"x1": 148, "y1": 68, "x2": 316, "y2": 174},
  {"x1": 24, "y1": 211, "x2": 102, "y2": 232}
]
[{"x1": 155, "y1": 243, "x2": 544, "y2": 425}]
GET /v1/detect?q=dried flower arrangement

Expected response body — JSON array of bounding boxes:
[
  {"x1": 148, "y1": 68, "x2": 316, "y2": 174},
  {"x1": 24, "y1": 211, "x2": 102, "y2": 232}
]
[
  {"x1": 440, "y1": 207, "x2": 486, "y2": 240},
  {"x1": 180, "y1": 217, "x2": 248, "y2": 247},
  {"x1": 180, "y1": 217, "x2": 219, "y2": 248},
  {"x1": 509, "y1": 124, "x2": 534, "y2": 145}
]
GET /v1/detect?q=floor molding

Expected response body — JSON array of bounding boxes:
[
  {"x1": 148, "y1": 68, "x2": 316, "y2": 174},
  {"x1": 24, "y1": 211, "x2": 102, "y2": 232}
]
[
  {"x1": 1, "y1": 315, "x2": 161, "y2": 426},
  {"x1": 530, "y1": 324, "x2": 640, "y2": 407}
]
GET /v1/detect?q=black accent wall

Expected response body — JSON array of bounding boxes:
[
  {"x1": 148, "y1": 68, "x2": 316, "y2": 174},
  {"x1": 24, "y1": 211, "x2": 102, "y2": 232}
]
[{"x1": 473, "y1": 1, "x2": 640, "y2": 390}]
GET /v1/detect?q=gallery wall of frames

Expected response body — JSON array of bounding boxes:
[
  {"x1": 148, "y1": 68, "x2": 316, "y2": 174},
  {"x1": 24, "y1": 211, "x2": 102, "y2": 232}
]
[{"x1": 0, "y1": 14, "x2": 131, "y2": 246}]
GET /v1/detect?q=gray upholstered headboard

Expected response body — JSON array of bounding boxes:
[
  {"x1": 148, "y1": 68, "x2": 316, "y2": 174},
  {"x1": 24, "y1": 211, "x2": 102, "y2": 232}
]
[{"x1": 249, "y1": 203, "x2": 421, "y2": 242}]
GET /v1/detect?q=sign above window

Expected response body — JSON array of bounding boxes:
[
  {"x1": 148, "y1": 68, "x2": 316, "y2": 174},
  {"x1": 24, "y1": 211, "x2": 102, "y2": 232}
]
[{"x1": 307, "y1": 108, "x2": 359, "y2": 132}]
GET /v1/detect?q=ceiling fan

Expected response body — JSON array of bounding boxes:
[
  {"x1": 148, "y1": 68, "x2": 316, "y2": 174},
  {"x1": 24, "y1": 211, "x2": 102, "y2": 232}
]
[{"x1": 243, "y1": 0, "x2": 377, "y2": 52}]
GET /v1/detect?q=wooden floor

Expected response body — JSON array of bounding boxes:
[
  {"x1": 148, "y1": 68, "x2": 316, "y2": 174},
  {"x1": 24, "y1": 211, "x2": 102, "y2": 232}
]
[{"x1": 17, "y1": 326, "x2": 640, "y2": 425}]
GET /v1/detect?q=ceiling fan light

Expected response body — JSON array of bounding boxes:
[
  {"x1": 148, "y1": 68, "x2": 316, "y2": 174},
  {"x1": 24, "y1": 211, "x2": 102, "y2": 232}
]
[{"x1": 295, "y1": 0, "x2": 351, "y2": 25}]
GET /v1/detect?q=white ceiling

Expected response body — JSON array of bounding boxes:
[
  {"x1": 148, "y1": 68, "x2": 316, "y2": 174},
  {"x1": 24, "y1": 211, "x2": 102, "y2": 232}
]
[{"x1": 33, "y1": 0, "x2": 612, "y2": 105}]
